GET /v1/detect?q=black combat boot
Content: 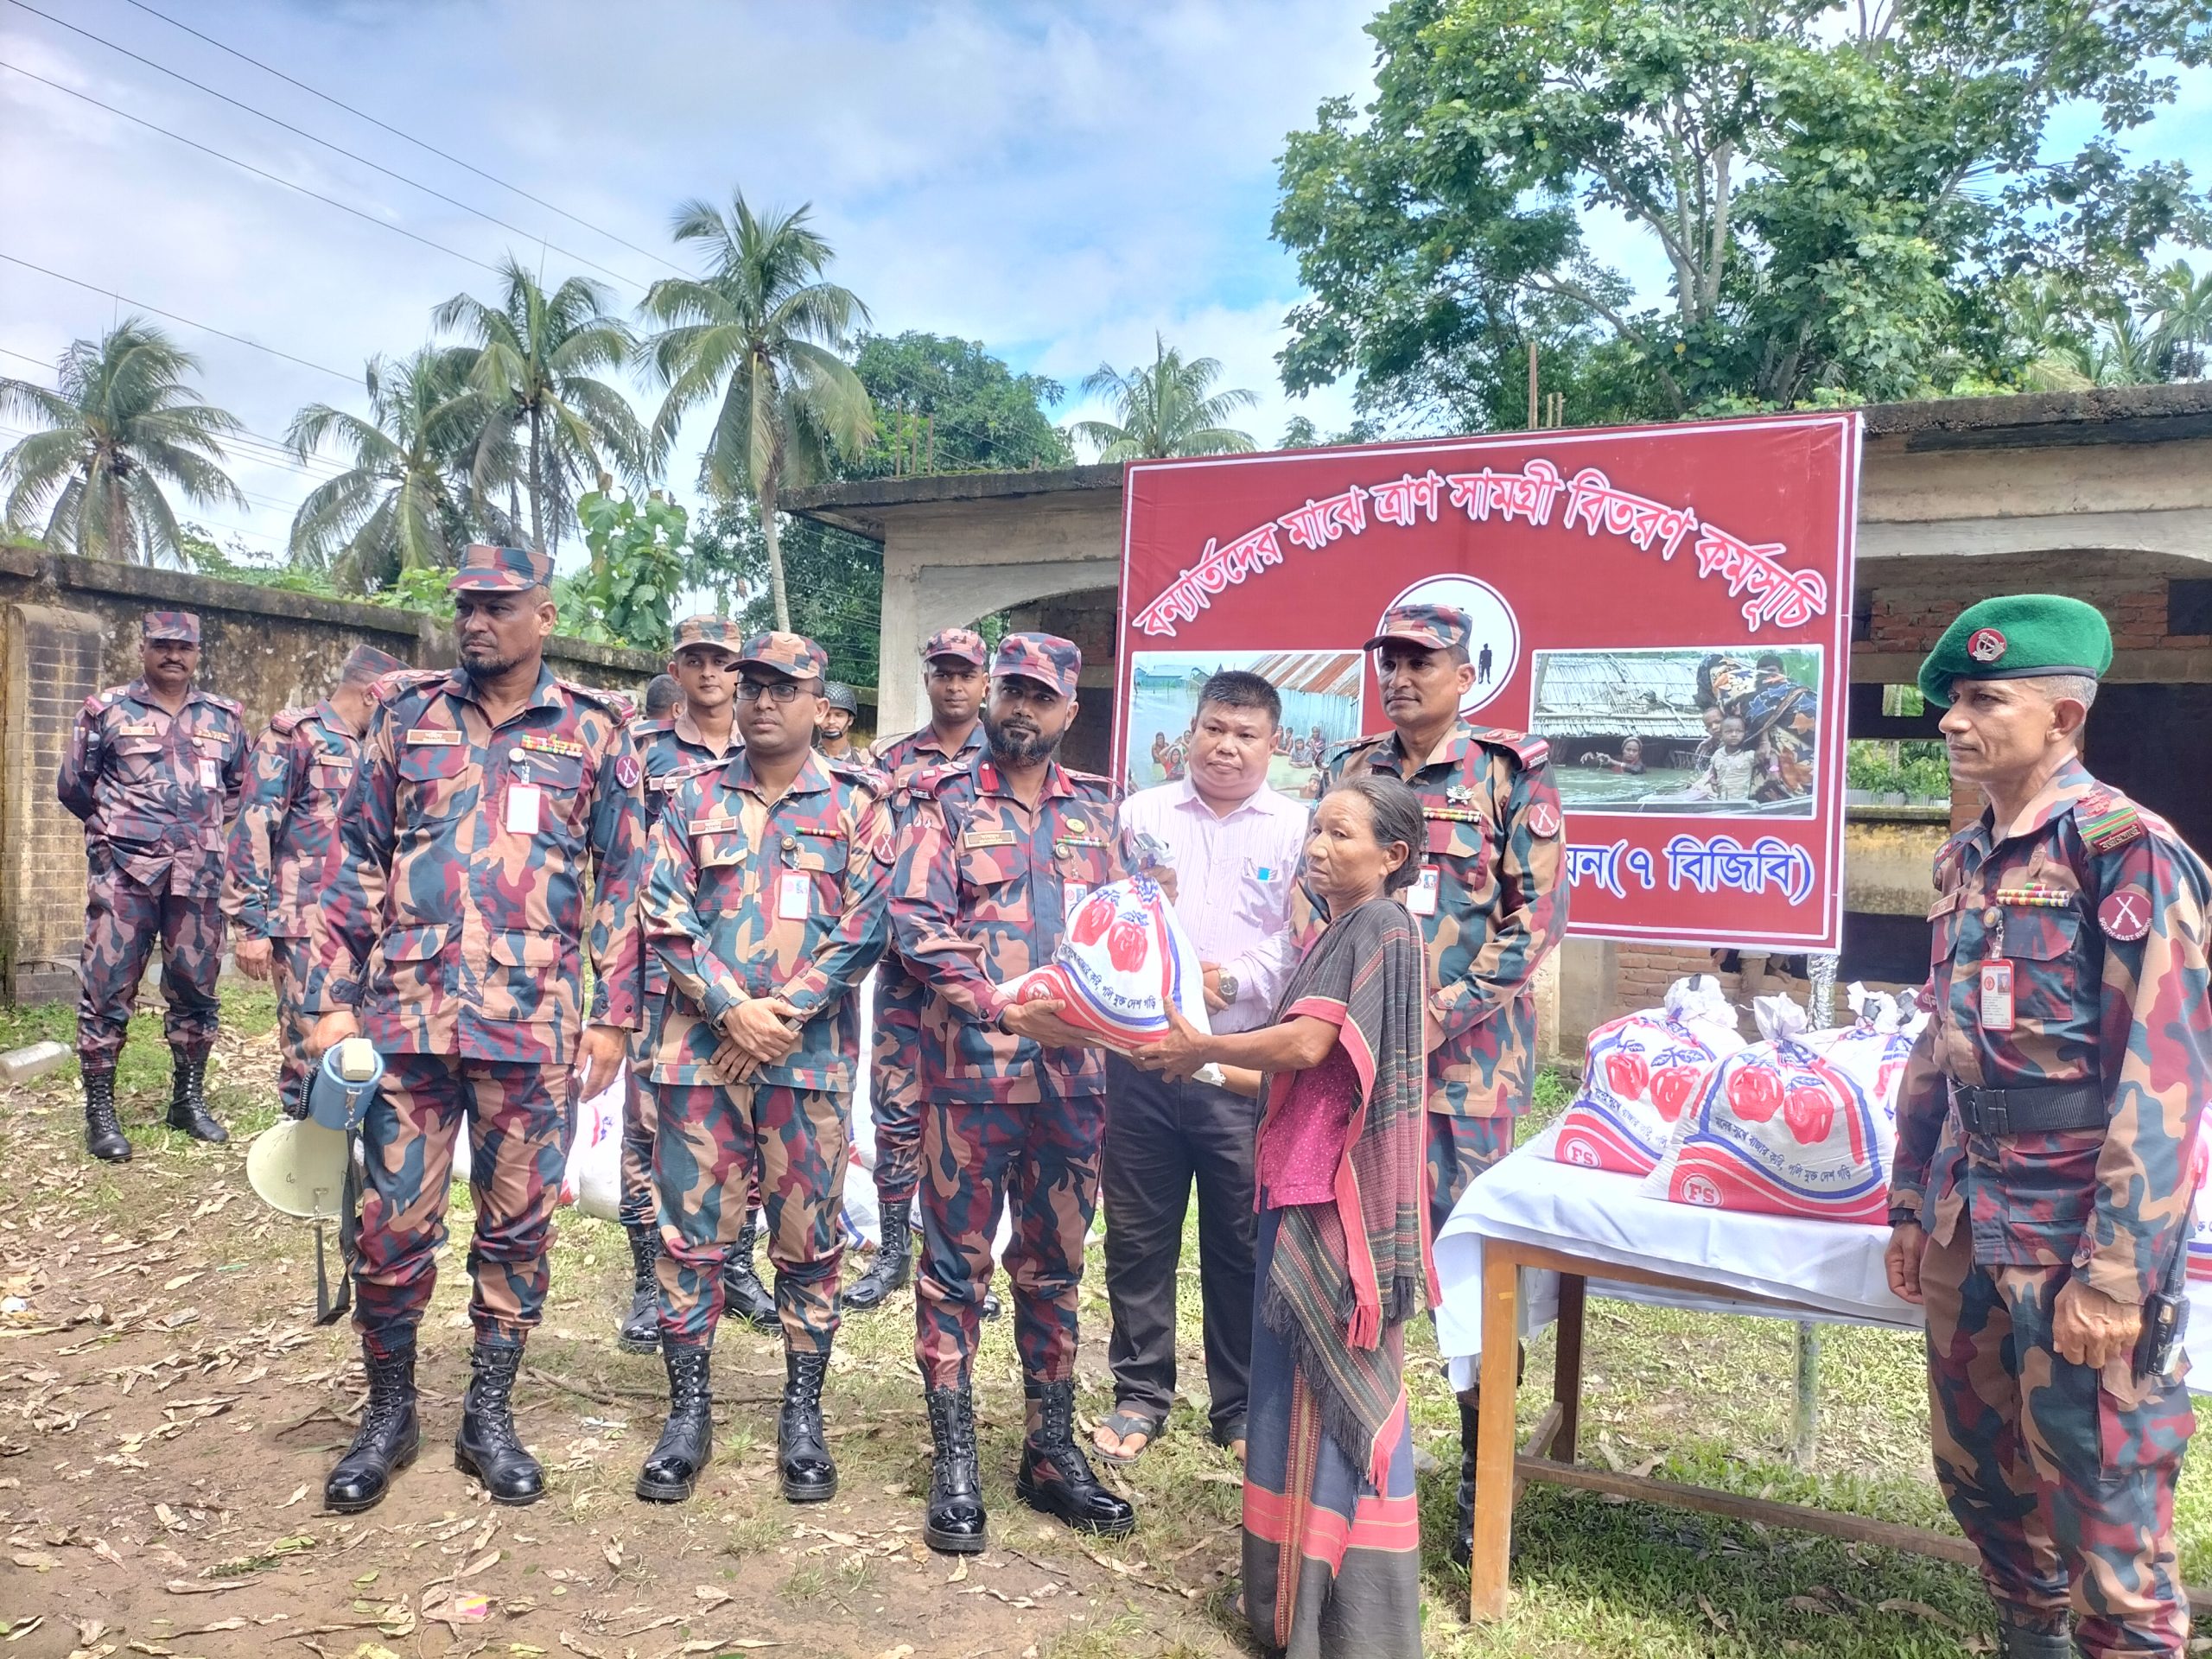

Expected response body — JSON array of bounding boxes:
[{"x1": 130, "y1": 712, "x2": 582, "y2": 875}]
[
  {"x1": 164, "y1": 1048, "x2": 226, "y2": 1143},
  {"x1": 453, "y1": 1339, "x2": 543, "y2": 1504},
  {"x1": 617, "y1": 1224, "x2": 661, "y2": 1355},
  {"x1": 635, "y1": 1343, "x2": 713, "y2": 1503},
  {"x1": 842, "y1": 1211, "x2": 912, "y2": 1313},
  {"x1": 924, "y1": 1383, "x2": 987, "y2": 1554},
  {"x1": 1016, "y1": 1379, "x2": 1135, "y2": 1539},
  {"x1": 778, "y1": 1351, "x2": 836, "y2": 1503},
  {"x1": 324, "y1": 1344, "x2": 420, "y2": 1514},
  {"x1": 1450, "y1": 1392, "x2": 1479, "y2": 1567},
  {"x1": 82, "y1": 1070, "x2": 130, "y2": 1163},
  {"x1": 721, "y1": 1208, "x2": 779, "y2": 1332},
  {"x1": 981, "y1": 1287, "x2": 1001, "y2": 1321}
]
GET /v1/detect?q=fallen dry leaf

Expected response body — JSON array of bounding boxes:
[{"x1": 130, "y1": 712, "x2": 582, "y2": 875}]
[
  {"x1": 10, "y1": 1551, "x2": 56, "y2": 1571},
  {"x1": 601, "y1": 1538, "x2": 622, "y2": 1569},
  {"x1": 1878, "y1": 1599, "x2": 1965, "y2": 1634},
  {"x1": 277, "y1": 1484, "x2": 308, "y2": 1510}
]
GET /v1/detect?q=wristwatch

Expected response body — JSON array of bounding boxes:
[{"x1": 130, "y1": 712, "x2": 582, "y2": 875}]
[{"x1": 1216, "y1": 972, "x2": 1239, "y2": 1002}]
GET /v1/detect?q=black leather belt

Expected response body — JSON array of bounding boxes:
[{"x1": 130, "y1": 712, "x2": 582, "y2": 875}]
[{"x1": 1950, "y1": 1081, "x2": 2105, "y2": 1136}]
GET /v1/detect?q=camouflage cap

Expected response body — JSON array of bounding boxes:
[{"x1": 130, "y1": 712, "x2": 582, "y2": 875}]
[
  {"x1": 141, "y1": 610, "x2": 201, "y2": 645},
  {"x1": 671, "y1": 614, "x2": 745, "y2": 657},
  {"x1": 991, "y1": 631, "x2": 1081, "y2": 697},
  {"x1": 339, "y1": 643, "x2": 406, "y2": 682},
  {"x1": 922, "y1": 626, "x2": 988, "y2": 668},
  {"x1": 823, "y1": 681, "x2": 861, "y2": 715},
  {"x1": 447, "y1": 542, "x2": 553, "y2": 593},
  {"x1": 1917, "y1": 594, "x2": 2114, "y2": 707},
  {"x1": 737, "y1": 630, "x2": 829, "y2": 681},
  {"x1": 1363, "y1": 602, "x2": 1472, "y2": 653}
]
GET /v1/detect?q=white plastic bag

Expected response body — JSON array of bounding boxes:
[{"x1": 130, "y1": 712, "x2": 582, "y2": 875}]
[
  {"x1": 998, "y1": 875, "x2": 1212, "y2": 1049},
  {"x1": 1554, "y1": 975, "x2": 1745, "y2": 1175}
]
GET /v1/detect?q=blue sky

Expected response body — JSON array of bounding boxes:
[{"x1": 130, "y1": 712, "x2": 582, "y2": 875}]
[{"x1": 3, "y1": 2, "x2": 2208, "y2": 567}]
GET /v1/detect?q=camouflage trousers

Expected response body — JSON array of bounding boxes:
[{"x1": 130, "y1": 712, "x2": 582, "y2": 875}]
[
  {"x1": 353, "y1": 1054, "x2": 572, "y2": 1357},
  {"x1": 75, "y1": 863, "x2": 225, "y2": 1071},
  {"x1": 916, "y1": 1077, "x2": 1104, "y2": 1394},
  {"x1": 619, "y1": 993, "x2": 669, "y2": 1230},
  {"x1": 1427, "y1": 1109, "x2": 1514, "y2": 1245},
  {"x1": 270, "y1": 938, "x2": 318, "y2": 1119},
  {"x1": 868, "y1": 967, "x2": 925, "y2": 1217},
  {"x1": 1922, "y1": 1224, "x2": 2195, "y2": 1654},
  {"x1": 655, "y1": 1082, "x2": 849, "y2": 1355}
]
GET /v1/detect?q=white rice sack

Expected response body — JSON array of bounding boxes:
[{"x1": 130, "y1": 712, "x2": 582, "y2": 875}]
[{"x1": 1554, "y1": 975, "x2": 1745, "y2": 1175}]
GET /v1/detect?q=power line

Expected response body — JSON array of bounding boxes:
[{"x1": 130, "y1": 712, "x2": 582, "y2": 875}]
[
  {"x1": 0, "y1": 250, "x2": 359, "y2": 382},
  {"x1": 0, "y1": 59, "x2": 510, "y2": 280},
  {"x1": 114, "y1": 0, "x2": 683, "y2": 277},
  {"x1": 3, "y1": 0, "x2": 653, "y2": 295}
]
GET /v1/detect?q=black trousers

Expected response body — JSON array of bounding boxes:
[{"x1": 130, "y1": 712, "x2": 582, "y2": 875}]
[{"x1": 1101, "y1": 1054, "x2": 1257, "y2": 1443}]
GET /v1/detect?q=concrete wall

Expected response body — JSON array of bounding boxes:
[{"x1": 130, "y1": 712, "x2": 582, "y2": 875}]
[{"x1": 0, "y1": 545, "x2": 658, "y2": 1003}]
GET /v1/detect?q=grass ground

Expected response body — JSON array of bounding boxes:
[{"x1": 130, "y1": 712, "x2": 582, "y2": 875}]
[{"x1": 0, "y1": 989, "x2": 2205, "y2": 1657}]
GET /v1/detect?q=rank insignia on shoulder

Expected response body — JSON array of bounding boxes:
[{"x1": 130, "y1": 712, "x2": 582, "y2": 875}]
[
  {"x1": 404, "y1": 728, "x2": 463, "y2": 747},
  {"x1": 2076, "y1": 791, "x2": 2145, "y2": 854}
]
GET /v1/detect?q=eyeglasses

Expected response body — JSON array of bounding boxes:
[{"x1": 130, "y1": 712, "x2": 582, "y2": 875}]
[{"x1": 735, "y1": 679, "x2": 809, "y2": 704}]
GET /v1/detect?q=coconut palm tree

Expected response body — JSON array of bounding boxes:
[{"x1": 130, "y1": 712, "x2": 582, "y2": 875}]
[
  {"x1": 0, "y1": 320, "x2": 244, "y2": 566},
  {"x1": 434, "y1": 257, "x2": 647, "y2": 554},
  {"x1": 1071, "y1": 335, "x2": 1257, "y2": 461},
  {"x1": 637, "y1": 188, "x2": 874, "y2": 632},
  {"x1": 2151, "y1": 259, "x2": 2212, "y2": 378},
  {"x1": 285, "y1": 349, "x2": 506, "y2": 592}
]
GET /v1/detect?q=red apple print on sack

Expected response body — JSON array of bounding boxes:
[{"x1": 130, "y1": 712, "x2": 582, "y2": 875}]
[
  {"x1": 1727, "y1": 1064, "x2": 1782, "y2": 1123},
  {"x1": 1071, "y1": 894, "x2": 1112, "y2": 947},
  {"x1": 1783, "y1": 1080, "x2": 1835, "y2": 1146},
  {"x1": 1604, "y1": 1049, "x2": 1649, "y2": 1100},
  {"x1": 1649, "y1": 1066, "x2": 1698, "y2": 1124},
  {"x1": 1106, "y1": 916, "x2": 1149, "y2": 973}
]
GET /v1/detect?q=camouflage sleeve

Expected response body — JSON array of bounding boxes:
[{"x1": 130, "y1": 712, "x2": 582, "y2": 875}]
[
  {"x1": 302, "y1": 703, "x2": 400, "y2": 1013},
  {"x1": 1885, "y1": 1022, "x2": 1947, "y2": 1222},
  {"x1": 891, "y1": 798, "x2": 1007, "y2": 1023},
  {"x1": 1432, "y1": 756, "x2": 1567, "y2": 1037},
  {"x1": 56, "y1": 697, "x2": 102, "y2": 823},
  {"x1": 643, "y1": 794, "x2": 746, "y2": 1024},
  {"x1": 219, "y1": 724, "x2": 299, "y2": 934},
  {"x1": 221, "y1": 713, "x2": 249, "y2": 830},
  {"x1": 584, "y1": 722, "x2": 645, "y2": 1032},
  {"x1": 2077, "y1": 835, "x2": 2212, "y2": 1306},
  {"x1": 779, "y1": 790, "x2": 893, "y2": 1016}
]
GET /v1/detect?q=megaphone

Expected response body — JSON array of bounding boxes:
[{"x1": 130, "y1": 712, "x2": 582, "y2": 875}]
[
  {"x1": 246, "y1": 1116, "x2": 352, "y2": 1219},
  {"x1": 308, "y1": 1037, "x2": 383, "y2": 1133}
]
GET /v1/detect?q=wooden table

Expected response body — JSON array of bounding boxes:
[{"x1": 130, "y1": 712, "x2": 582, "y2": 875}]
[{"x1": 1466, "y1": 1236, "x2": 2212, "y2": 1622}]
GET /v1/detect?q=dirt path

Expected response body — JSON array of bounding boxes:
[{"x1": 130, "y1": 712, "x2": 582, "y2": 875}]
[{"x1": 0, "y1": 1036, "x2": 1243, "y2": 1659}]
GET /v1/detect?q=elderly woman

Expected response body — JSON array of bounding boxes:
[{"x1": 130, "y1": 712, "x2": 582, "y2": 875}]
[{"x1": 1135, "y1": 773, "x2": 1432, "y2": 1659}]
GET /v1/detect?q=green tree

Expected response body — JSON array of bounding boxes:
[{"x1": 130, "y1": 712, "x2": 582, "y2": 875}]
[
  {"x1": 687, "y1": 496, "x2": 884, "y2": 691},
  {"x1": 285, "y1": 349, "x2": 504, "y2": 592},
  {"x1": 1276, "y1": 0, "x2": 2212, "y2": 427},
  {"x1": 638, "y1": 189, "x2": 874, "y2": 633},
  {"x1": 570, "y1": 487, "x2": 689, "y2": 654},
  {"x1": 2151, "y1": 257, "x2": 2212, "y2": 378},
  {"x1": 434, "y1": 256, "x2": 647, "y2": 554},
  {"x1": 1071, "y1": 335, "x2": 1258, "y2": 460},
  {"x1": 0, "y1": 320, "x2": 244, "y2": 566},
  {"x1": 851, "y1": 332, "x2": 1073, "y2": 474}
]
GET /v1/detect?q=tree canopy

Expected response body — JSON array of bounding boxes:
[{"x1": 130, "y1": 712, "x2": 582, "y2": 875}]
[
  {"x1": 1072, "y1": 334, "x2": 1258, "y2": 460},
  {"x1": 1275, "y1": 0, "x2": 2212, "y2": 429}
]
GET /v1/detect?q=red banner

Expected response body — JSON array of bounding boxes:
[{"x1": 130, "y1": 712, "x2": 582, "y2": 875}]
[{"x1": 1111, "y1": 413, "x2": 1861, "y2": 952}]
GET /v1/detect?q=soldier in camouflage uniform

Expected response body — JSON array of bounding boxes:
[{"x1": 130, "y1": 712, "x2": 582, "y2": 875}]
[
  {"x1": 302, "y1": 543, "x2": 644, "y2": 1514},
  {"x1": 847, "y1": 625, "x2": 989, "y2": 1315},
  {"x1": 1312, "y1": 601, "x2": 1567, "y2": 1567},
  {"x1": 891, "y1": 632, "x2": 1136, "y2": 1553},
  {"x1": 614, "y1": 615, "x2": 757, "y2": 1356},
  {"x1": 632, "y1": 631, "x2": 890, "y2": 1505},
  {"x1": 817, "y1": 680, "x2": 871, "y2": 766},
  {"x1": 1887, "y1": 596, "x2": 2212, "y2": 1659},
  {"x1": 221, "y1": 644, "x2": 407, "y2": 1120},
  {"x1": 57, "y1": 611, "x2": 249, "y2": 1160}
]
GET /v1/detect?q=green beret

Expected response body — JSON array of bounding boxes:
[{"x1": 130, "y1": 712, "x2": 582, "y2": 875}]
[{"x1": 1916, "y1": 594, "x2": 2113, "y2": 707}]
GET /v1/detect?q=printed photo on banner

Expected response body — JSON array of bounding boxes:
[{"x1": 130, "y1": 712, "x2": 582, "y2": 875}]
[
  {"x1": 1123, "y1": 648, "x2": 1363, "y2": 794},
  {"x1": 1531, "y1": 645, "x2": 1822, "y2": 818}
]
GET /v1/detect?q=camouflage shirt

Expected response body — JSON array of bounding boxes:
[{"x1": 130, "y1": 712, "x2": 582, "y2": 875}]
[
  {"x1": 57, "y1": 679, "x2": 248, "y2": 896},
  {"x1": 306, "y1": 664, "x2": 645, "y2": 1064},
  {"x1": 890, "y1": 752, "x2": 1125, "y2": 1104},
  {"x1": 646, "y1": 749, "x2": 891, "y2": 1092},
  {"x1": 630, "y1": 711, "x2": 743, "y2": 1000},
  {"x1": 1890, "y1": 757, "x2": 2212, "y2": 1306},
  {"x1": 219, "y1": 701, "x2": 360, "y2": 941},
  {"x1": 870, "y1": 721, "x2": 988, "y2": 997},
  {"x1": 1314, "y1": 720, "x2": 1568, "y2": 1116}
]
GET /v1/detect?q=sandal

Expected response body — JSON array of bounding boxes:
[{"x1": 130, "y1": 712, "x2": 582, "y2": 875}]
[{"x1": 1091, "y1": 1406, "x2": 1165, "y2": 1465}]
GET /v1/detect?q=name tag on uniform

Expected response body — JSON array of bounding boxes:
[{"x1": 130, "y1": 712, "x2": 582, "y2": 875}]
[
  {"x1": 119, "y1": 721, "x2": 157, "y2": 738},
  {"x1": 198, "y1": 758, "x2": 220, "y2": 788},
  {"x1": 963, "y1": 829, "x2": 1017, "y2": 849},
  {"x1": 777, "y1": 870, "x2": 811, "y2": 920},
  {"x1": 406, "y1": 728, "x2": 462, "y2": 747},
  {"x1": 1405, "y1": 866, "x2": 1441, "y2": 918},
  {"x1": 1979, "y1": 960, "x2": 2015, "y2": 1032},
  {"x1": 505, "y1": 784, "x2": 542, "y2": 836}
]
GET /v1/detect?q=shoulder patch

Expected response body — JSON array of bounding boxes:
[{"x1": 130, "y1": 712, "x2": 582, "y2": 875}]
[
  {"x1": 1470, "y1": 726, "x2": 1550, "y2": 769},
  {"x1": 2075, "y1": 790, "x2": 2147, "y2": 855}
]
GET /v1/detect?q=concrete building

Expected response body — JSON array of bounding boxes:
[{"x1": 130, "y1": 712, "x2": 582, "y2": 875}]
[{"x1": 791, "y1": 383, "x2": 2212, "y2": 1047}]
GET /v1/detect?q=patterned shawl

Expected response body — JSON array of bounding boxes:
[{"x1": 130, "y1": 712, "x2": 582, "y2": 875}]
[{"x1": 1259, "y1": 894, "x2": 1434, "y2": 1489}]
